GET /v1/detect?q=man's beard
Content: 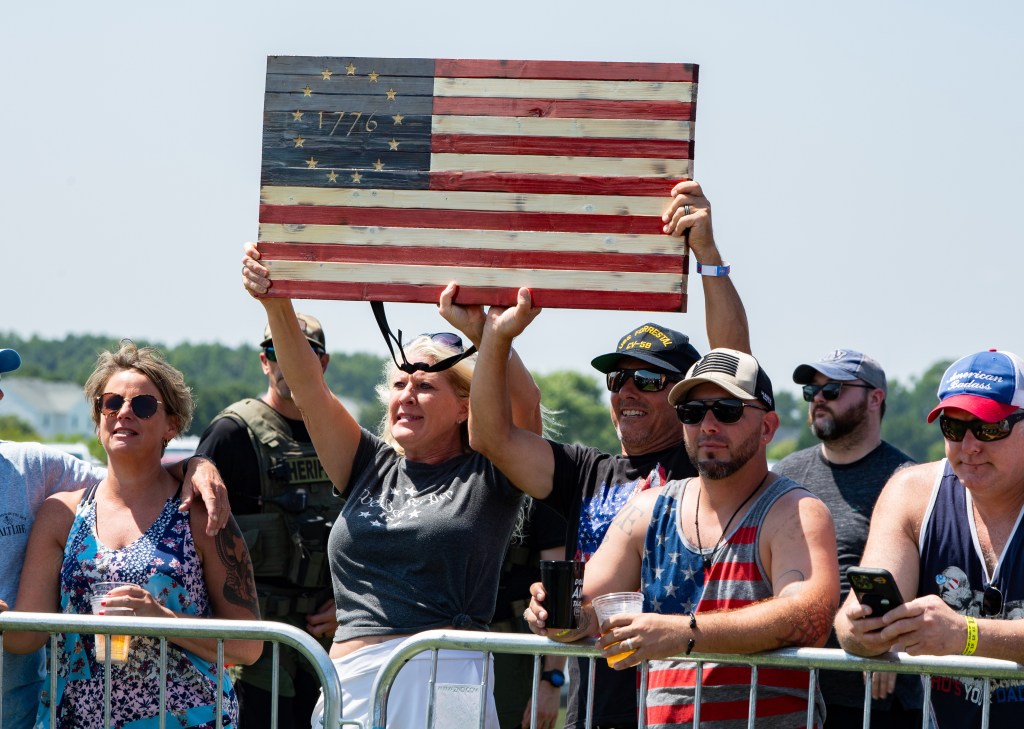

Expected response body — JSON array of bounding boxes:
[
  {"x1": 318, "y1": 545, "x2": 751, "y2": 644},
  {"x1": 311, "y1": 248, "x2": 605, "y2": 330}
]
[
  {"x1": 809, "y1": 396, "x2": 868, "y2": 441},
  {"x1": 685, "y1": 429, "x2": 760, "y2": 480}
]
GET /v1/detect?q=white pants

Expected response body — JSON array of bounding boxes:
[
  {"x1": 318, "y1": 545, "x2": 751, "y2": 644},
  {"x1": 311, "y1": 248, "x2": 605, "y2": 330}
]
[{"x1": 311, "y1": 637, "x2": 499, "y2": 729}]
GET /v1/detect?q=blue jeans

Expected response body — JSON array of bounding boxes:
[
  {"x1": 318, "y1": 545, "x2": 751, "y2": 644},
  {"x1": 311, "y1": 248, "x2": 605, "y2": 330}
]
[{"x1": 2, "y1": 650, "x2": 45, "y2": 729}]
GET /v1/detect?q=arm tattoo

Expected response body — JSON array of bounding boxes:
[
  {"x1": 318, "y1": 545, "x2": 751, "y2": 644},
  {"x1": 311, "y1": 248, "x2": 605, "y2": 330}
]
[
  {"x1": 780, "y1": 601, "x2": 833, "y2": 648},
  {"x1": 613, "y1": 502, "x2": 645, "y2": 536},
  {"x1": 215, "y1": 519, "x2": 260, "y2": 614}
]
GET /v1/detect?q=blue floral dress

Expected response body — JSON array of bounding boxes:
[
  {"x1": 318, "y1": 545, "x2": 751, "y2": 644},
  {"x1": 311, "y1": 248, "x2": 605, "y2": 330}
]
[{"x1": 37, "y1": 484, "x2": 239, "y2": 728}]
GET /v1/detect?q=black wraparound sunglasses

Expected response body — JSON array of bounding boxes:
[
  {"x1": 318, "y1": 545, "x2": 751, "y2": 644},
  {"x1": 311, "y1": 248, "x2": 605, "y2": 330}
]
[
  {"x1": 802, "y1": 381, "x2": 874, "y2": 402},
  {"x1": 676, "y1": 398, "x2": 768, "y2": 425},
  {"x1": 939, "y1": 412, "x2": 1024, "y2": 443},
  {"x1": 264, "y1": 343, "x2": 326, "y2": 362}
]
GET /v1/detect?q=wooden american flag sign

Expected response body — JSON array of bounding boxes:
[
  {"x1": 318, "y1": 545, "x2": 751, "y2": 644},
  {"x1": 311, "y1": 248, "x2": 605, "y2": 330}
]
[{"x1": 258, "y1": 56, "x2": 697, "y2": 311}]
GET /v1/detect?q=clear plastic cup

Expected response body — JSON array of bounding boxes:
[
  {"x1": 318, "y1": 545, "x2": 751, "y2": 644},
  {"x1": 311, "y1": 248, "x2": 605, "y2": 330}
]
[
  {"x1": 591, "y1": 591, "x2": 644, "y2": 667},
  {"x1": 90, "y1": 581, "x2": 134, "y2": 664}
]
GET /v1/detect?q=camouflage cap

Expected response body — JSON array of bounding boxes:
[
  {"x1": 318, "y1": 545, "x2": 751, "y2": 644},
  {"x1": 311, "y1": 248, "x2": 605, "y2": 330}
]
[{"x1": 260, "y1": 313, "x2": 326, "y2": 350}]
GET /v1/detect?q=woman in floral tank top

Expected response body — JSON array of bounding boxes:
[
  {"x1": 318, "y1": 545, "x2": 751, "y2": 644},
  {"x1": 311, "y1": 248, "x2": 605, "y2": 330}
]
[{"x1": 3, "y1": 342, "x2": 262, "y2": 728}]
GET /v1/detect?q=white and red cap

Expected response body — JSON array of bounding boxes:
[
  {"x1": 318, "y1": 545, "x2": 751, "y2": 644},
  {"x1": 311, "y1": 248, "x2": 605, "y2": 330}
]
[{"x1": 927, "y1": 349, "x2": 1024, "y2": 423}]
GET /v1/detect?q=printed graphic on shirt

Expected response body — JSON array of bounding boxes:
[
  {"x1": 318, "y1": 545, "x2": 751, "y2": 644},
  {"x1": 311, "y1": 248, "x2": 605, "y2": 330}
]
[
  {"x1": 933, "y1": 565, "x2": 1024, "y2": 709},
  {"x1": 641, "y1": 499, "x2": 704, "y2": 614},
  {"x1": 0, "y1": 511, "x2": 30, "y2": 539},
  {"x1": 576, "y1": 465, "x2": 666, "y2": 560},
  {"x1": 354, "y1": 485, "x2": 452, "y2": 529}
]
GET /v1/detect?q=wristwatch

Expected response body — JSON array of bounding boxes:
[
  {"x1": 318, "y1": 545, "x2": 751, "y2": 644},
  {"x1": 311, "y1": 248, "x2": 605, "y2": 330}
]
[{"x1": 541, "y1": 669, "x2": 565, "y2": 688}]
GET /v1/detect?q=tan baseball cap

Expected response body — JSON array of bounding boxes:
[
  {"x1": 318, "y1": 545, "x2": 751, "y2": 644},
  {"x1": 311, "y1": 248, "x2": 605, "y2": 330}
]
[
  {"x1": 260, "y1": 313, "x2": 326, "y2": 350},
  {"x1": 668, "y1": 348, "x2": 775, "y2": 411}
]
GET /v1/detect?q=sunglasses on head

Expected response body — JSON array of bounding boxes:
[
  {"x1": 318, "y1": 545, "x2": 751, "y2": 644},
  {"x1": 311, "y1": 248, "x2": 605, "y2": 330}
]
[
  {"x1": 938, "y1": 411, "x2": 1024, "y2": 443},
  {"x1": 423, "y1": 332, "x2": 465, "y2": 353},
  {"x1": 606, "y1": 368, "x2": 678, "y2": 394},
  {"x1": 676, "y1": 398, "x2": 768, "y2": 425},
  {"x1": 96, "y1": 393, "x2": 163, "y2": 419},
  {"x1": 802, "y1": 381, "x2": 874, "y2": 402},
  {"x1": 263, "y1": 343, "x2": 326, "y2": 362}
]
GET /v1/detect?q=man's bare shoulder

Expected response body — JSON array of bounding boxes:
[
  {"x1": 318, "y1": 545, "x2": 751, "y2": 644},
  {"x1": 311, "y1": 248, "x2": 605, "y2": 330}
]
[{"x1": 880, "y1": 460, "x2": 942, "y2": 501}]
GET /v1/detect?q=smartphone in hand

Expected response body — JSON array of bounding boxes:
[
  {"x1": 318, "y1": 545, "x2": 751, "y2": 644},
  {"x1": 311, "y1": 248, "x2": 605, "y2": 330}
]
[{"x1": 848, "y1": 567, "x2": 904, "y2": 617}]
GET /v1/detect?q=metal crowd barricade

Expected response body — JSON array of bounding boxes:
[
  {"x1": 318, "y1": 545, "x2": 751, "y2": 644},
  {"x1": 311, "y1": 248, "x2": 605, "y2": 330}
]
[
  {"x1": 369, "y1": 629, "x2": 1024, "y2": 729},
  {"x1": 0, "y1": 611, "x2": 343, "y2": 729}
]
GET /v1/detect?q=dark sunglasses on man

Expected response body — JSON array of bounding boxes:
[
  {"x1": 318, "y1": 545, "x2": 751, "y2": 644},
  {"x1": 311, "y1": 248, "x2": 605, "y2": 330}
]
[
  {"x1": 801, "y1": 381, "x2": 874, "y2": 402},
  {"x1": 263, "y1": 343, "x2": 326, "y2": 362},
  {"x1": 938, "y1": 411, "x2": 1024, "y2": 443},
  {"x1": 676, "y1": 398, "x2": 768, "y2": 425},
  {"x1": 96, "y1": 393, "x2": 163, "y2": 419},
  {"x1": 606, "y1": 368, "x2": 679, "y2": 394}
]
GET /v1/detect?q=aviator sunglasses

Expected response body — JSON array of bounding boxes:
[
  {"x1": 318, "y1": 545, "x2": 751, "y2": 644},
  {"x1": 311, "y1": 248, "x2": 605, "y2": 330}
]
[
  {"x1": 606, "y1": 368, "x2": 679, "y2": 393},
  {"x1": 96, "y1": 393, "x2": 163, "y2": 419},
  {"x1": 802, "y1": 381, "x2": 874, "y2": 402},
  {"x1": 938, "y1": 411, "x2": 1024, "y2": 443},
  {"x1": 677, "y1": 398, "x2": 768, "y2": 425}
]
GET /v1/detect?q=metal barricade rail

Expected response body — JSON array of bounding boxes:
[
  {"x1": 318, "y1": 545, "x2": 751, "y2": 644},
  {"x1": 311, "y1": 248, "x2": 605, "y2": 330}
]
[
  {"x1": 370, "y1": 629, "x2": 1024, "y2": 729},
  {"x1": 0, "y1": 611, "x2": 342, "y2": 729}
]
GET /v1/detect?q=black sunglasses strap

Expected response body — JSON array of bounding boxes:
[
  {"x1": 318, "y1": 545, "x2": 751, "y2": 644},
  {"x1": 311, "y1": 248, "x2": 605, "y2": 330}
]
[{"x1": 370, "y1": 301, "x2": 476, "y2": 374}]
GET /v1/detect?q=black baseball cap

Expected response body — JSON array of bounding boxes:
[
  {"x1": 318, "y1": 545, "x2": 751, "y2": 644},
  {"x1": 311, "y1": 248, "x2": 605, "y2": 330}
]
[{"x1": 591, "y1": 323, "x2": 701, "y2": 375}]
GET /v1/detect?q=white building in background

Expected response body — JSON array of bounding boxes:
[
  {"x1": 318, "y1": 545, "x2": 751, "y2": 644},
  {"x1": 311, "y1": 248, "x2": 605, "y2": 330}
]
[{"x1": 1, "y1": 377, "x2": 94, "y2": 439}]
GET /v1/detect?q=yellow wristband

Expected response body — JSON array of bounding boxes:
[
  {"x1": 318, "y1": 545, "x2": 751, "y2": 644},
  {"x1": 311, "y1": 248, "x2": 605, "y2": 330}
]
[{"x1": 962, "y1": 616, "x2": 979, "y2": 656}]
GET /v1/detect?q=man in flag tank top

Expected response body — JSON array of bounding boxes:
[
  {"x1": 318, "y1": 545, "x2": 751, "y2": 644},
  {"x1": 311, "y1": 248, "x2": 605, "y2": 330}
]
[
  {"x1": 467, "y1": 182, "x2": 753, "y2": 729},
  {"x1": 837, "y1": 349, "x2": 1024, "y2": 729},
  {"x1": 529, "y1": 348, "x2": 839, "y2": 728}
]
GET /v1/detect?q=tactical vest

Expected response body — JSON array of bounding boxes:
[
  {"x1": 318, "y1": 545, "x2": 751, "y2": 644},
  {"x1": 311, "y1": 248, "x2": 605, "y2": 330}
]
[{"x1": 213, "y1": 398, "x2": 340, "y2": 596}]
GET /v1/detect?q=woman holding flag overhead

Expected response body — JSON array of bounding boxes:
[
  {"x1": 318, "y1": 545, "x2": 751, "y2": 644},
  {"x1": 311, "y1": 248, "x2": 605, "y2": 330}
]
[{"x1": 241, "y1": 243, "x2": 548, "y2": 729}]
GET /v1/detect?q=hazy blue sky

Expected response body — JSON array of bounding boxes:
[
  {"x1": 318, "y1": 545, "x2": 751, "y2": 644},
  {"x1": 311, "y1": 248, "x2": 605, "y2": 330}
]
[{"x1": 3, "y1": 1, "x2": 1021, "y2": 393}]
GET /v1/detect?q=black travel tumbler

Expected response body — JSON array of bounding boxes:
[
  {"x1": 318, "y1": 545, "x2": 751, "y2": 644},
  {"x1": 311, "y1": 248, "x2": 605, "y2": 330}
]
[{"x1": 539, "y1": 559, "x2": 586, "y2": 629}]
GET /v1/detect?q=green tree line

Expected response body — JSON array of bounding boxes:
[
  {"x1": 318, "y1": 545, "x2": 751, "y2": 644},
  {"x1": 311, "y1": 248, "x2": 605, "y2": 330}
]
[{"x1": 1, "y1": 332, "x2": 947, "y2": 464}]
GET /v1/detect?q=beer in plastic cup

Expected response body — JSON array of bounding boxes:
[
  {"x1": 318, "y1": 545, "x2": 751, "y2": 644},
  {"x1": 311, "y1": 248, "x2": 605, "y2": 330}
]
[
  {"x1": 90, "y1": 581, "x2": 134, "y2": 664},
  {"x1": 591, "y1": 591, "x2": 644, "y2": 667}
]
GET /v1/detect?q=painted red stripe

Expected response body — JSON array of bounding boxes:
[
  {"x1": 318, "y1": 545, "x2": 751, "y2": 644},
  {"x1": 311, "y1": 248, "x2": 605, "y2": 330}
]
[
  {"x1": 647, "y1": 695, "x2": 808, "y2": 724},
  {"x1": 435, "y1": 59, "x2": 697, "y2": 83},
  {"x1": 431, "y1": 134, "x2": 690, "y2": 159},
  {"x1": 260, "y1": 204, "x2": 661, "y2": 235},
  {"x1": 264, "y1": 281, "x2": 686, "y2": 312},
  {"x1": 432, "y1": 96, "x2": 694, "y2": 121},
  {"x1": 259, "y1": 242, "x2": 681, "y2": 274},
  {"x1": 427, "y1": 172, "x2": 678, "y2": 197}
]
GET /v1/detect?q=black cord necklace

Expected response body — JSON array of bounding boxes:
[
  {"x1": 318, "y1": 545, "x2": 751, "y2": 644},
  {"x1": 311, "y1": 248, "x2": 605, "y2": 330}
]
[{"x1": 694, "y1": 473, "x2": 770, "y2": 573}]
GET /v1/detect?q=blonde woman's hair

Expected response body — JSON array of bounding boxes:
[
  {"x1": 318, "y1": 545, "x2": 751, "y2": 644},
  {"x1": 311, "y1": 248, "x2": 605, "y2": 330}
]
[{"x1": 84, "y1": 339, "x2": 194, "y2": 444}]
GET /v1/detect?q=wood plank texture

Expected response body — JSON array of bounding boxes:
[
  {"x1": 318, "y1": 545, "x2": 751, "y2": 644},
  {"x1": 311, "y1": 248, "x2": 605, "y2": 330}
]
[{"x1": 259, "y1": 55, "x2": 698, "y2": 311}]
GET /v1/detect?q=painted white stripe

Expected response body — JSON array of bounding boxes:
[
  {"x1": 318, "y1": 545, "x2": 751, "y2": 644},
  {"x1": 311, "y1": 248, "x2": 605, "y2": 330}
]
[
  {"x1": 434, "y1": 77, "x2": 694, "y2": 102},
  {"x1": 431, "y1": 153, "x2": 690, "y2": 178},
  {"x1": 265, "y1": 260, "x2": 684, "y2": 292},
  {"x1": 432, "y1": 114, "x2": 692, "y2": 141},
  {"x1": 258, "y1": 224, "x2": 686, "y2": 256},
  {"x1": 260, "y1": 186, "x2": 668, "y2": 216}
]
